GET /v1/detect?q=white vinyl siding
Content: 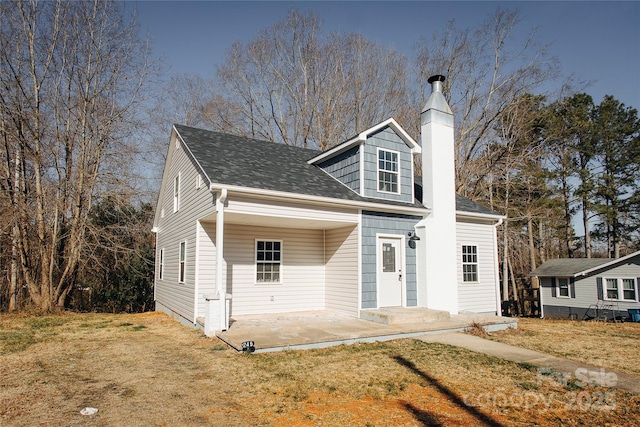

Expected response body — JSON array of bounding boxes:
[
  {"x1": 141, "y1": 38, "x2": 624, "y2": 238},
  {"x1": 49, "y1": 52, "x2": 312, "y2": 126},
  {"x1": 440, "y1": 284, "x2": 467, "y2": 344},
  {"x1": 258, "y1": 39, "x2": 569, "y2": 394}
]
[
  {"x1": 325, "y1": 226, "x2": 359, "y2": 316},
  {"x1": 217, "y1": 224, "x2": 325, "y2": 316},
  {"x1": 154, "y1": 132, "x2": 216, "y2": 324},
  {"x1": 456, "y1": 220, "x2": 499, "y2": 313}
]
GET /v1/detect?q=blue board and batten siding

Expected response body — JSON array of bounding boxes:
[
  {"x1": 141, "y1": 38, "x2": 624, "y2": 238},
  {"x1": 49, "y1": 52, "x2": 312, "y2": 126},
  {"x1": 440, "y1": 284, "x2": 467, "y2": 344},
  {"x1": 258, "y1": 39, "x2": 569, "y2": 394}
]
[
  {"x1": 362, "y1": 128, "x2": 414, "y2": 203},
  {"x1": 317, "y1": 146, "x2": 360, "y2": 192},
  {"x1": 361, "y1": 211, "x2": 421, "y2": 308}
]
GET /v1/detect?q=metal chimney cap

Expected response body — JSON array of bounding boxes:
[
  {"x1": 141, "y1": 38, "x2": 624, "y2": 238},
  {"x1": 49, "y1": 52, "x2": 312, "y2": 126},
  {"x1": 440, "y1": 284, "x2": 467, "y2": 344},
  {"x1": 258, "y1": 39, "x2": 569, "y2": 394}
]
[{"x1": 427, "y1": 75, "x2": 446, "y2": 84}]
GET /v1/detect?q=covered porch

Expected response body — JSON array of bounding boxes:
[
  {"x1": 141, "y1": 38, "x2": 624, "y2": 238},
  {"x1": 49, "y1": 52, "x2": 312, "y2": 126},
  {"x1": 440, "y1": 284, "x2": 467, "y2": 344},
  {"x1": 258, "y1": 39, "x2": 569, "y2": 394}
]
[
  {"x1": 197, "y1": 193, "x2": 361, "y2": 333},
  {"x1": 210, "y1": 309, "x2": 516, "y2": 353}
]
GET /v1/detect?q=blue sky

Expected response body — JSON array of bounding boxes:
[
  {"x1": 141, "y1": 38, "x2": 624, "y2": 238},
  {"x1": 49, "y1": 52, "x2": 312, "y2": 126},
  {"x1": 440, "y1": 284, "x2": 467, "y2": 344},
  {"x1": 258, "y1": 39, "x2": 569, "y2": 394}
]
[{"x1": 132, "y1": 1, "x2": 640, "y2": 111}]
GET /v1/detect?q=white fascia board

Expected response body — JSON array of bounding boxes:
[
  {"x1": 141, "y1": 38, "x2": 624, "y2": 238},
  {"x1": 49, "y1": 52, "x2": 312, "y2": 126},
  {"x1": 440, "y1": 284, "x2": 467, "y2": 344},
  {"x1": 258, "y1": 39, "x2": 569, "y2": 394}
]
[
  {"x1": 307, "y1": 135, "x2": 365, "y2": 164},
  {"x1": 576, "y1": 249, "x2": 640, "y2": 277},
  {"x1": 455, "y1": 210, "x2": 506, "y2": 223},
  {"x1": 208, "y1": 182, "x2": 429, "y2": 216},
  {"x1": 308, "y1": 118, "x2": 420, "y2": 165}
]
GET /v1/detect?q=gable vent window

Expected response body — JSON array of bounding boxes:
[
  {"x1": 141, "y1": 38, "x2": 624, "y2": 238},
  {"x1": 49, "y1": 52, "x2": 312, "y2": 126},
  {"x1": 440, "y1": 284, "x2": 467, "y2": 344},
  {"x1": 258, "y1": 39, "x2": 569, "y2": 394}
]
[
  {"x1": 378, "y1": 149, "x2": 399, "y2": 193},
  {"x1": 256, "y1": 240, "x2": 281, "y2": 283},
  {"x1": 462, "y1": 245, "x2": 478, "y2": 282}
]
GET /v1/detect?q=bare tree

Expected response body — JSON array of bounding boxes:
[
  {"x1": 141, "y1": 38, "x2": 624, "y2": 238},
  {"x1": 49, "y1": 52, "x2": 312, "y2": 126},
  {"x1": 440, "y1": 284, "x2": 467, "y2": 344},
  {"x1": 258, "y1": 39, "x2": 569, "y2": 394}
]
[
  {"x1": 216, "y1": 9, "x2": 410, "y2": 150},
  {"x1": 414, "y1": 8, "x2": 560, "y2": 198},
  {"x1": 0, "y1": 0, "x2": 154, "y2": 311}
]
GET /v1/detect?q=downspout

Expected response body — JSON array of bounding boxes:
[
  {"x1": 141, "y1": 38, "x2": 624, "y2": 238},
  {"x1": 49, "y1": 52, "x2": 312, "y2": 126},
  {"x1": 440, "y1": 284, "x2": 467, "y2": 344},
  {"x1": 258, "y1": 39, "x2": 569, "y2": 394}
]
[
  {"x1": 493, "y1": 218, "x2": 504, "y2": 316},
  {"x1": 216, "y1": 188, "x2": 228, "y2": 330}
]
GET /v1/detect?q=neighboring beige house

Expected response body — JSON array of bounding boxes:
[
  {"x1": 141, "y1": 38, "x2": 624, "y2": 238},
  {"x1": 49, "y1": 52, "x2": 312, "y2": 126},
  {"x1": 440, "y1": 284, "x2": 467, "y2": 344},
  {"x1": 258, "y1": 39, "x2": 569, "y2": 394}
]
[{"x1": 152, "y1": 76, "x2": 504, "y2": 334}]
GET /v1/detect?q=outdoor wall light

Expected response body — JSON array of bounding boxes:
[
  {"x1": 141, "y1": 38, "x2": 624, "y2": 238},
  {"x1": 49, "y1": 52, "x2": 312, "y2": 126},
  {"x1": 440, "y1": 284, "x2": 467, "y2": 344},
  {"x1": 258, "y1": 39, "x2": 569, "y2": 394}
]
[{"x1": 407, "y1": 231, "x2": 420, "y2": 249}]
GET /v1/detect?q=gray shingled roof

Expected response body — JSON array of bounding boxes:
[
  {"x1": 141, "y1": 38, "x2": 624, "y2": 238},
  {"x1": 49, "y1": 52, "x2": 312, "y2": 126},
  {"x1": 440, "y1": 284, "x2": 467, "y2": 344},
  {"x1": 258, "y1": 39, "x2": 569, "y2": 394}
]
[
  {"x1": 414, "y1": 177, "x2": 500, "y2": 216},
  {"x1": 174, "y1": 124, "x2": 498, "y2": 216},
  {"x1": 530, "y1": 258, "x2": 613, "y2": 277}
]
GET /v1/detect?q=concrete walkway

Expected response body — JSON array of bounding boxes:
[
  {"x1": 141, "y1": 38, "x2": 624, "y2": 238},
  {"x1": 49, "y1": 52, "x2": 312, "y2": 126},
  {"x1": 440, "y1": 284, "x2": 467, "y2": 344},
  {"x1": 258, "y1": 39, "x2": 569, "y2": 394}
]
[{"x1": 418, "y1": 332, "x2": 640, "y2": 394}]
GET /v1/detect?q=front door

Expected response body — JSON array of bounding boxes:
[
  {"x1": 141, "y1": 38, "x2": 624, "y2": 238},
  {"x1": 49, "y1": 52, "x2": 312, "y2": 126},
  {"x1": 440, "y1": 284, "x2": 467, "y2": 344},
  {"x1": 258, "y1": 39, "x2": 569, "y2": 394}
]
[{"x1": 378, "y1": 236, "x2": 403, "y2": 307}]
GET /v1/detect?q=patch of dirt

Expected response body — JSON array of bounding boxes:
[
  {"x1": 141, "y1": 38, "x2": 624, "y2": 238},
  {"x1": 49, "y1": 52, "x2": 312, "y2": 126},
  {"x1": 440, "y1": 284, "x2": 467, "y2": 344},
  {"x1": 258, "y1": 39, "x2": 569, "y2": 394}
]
[{"x1": 1, "y1": 312, "x2": 639, "y2": 426}]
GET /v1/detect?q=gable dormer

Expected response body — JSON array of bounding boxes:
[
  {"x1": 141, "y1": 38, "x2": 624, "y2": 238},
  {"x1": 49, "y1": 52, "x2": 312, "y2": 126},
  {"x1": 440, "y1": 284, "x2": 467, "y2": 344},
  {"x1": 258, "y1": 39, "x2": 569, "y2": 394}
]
[{"x1": 309, "y1": 118, "x2": 420, "y2": 203}]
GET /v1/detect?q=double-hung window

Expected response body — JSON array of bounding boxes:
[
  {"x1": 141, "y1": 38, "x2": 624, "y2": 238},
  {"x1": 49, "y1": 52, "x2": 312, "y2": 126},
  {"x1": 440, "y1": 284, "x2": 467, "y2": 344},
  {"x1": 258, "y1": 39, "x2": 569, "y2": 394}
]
[
  {"x1": 462, "y1": 245, "x2": 478, "y2": 282},
  {"x1": 557, "y1": 277, "x2": 570, "y2": 298},
  {"x1": 378, "y1": 149, "x2": 399, "y2": 193},
  {"x1": 179, "y1": 241, "x2": 186, "y2": 283},
  {"x1": 605, "y1": 278, "x2": 638, "y2": 301},
  {"x1": 158, "y1": 248, "x2": 164, "y2": 280},
  {"x1": 256, "y1": 240, "x2": 281, "y2": 283}
]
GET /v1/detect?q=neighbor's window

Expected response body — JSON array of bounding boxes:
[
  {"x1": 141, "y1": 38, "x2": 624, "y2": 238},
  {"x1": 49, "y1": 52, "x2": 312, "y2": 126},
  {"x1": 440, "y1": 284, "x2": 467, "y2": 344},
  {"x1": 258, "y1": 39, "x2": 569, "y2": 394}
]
[
  {"x1": 173, "y1": 174, "x2": 181, "y2": 212},
  {"x1": 557, "y1": 277, "x2": 570, "y2": 297},
  {"x1": 462, "y1": 245, "x2": 478, "y2": 282},
  {"x1": 378, "y1": 149, "x2": 399, "y2": 193},
  {"x1": 623, "y1": 278, "x2": 637, "y2": 301},
  {"x1": 158, "y1": 248, "x2": 164, "y2": 280},
  {"x1": 179, "y1": 241, "x2": 186, "y2": 283},
  {"x1": 256, "y1": 240, "x2": 281, "y2": 283},
  {"x1": 606, "y1": 278, "x2": 618, "y2": 300},
  {"x1": 605, "y1": 278, "x2": 638, "y2": 301}
]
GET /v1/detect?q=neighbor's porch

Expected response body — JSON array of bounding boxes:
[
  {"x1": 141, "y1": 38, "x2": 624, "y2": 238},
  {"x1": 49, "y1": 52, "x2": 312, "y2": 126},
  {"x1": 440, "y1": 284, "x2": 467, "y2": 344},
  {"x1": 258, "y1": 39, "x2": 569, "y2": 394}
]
[{"x1": 210, "y1": 309, "x2": 516, "y2": 352}]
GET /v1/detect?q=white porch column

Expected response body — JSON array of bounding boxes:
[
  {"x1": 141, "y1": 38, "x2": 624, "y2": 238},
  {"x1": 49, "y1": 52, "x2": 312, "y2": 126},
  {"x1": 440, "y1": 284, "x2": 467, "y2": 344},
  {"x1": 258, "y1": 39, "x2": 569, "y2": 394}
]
[{"x1": 216, "y1": 188, "x2": 228, "y2": 330}]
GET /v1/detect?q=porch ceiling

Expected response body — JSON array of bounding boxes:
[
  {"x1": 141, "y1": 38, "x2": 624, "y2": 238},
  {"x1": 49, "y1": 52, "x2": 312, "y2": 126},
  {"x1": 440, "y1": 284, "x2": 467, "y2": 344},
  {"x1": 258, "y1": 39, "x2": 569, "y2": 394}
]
[{"x1": 200, "y1": 211, "x2": 357, "y2": 230}]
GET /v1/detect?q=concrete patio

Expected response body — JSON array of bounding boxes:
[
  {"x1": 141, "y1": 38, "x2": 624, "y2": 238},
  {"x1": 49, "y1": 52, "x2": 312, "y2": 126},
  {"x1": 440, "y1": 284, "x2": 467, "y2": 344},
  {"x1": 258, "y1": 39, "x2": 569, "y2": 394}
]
[{"x1": 212, "y1": 308, "x2": 517, "y2": 353}]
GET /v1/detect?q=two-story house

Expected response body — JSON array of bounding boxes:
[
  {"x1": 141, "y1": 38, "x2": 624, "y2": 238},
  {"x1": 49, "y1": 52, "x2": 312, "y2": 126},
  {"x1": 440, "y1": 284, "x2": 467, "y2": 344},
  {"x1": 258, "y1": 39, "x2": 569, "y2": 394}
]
[{"x1": 152, "y1": 75, "x2": 504, "y2": 335}]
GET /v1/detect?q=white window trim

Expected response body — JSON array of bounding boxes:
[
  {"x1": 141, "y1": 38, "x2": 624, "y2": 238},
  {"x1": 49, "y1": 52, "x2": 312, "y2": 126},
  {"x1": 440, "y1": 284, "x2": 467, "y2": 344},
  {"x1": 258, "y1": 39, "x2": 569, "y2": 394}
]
[
  {"x1": 179, "y1": 241, "x2": 186, "y2": 283},
  {"x1": 158, "y1": 248, "x2": 164, "y2": 281},
  {"x1": 555, "y1": 277, "x2": 571, "y2": 299},
  {"x1": 196, "y1": 174, "x2": 203, "y2": 190},
  {"x1": 254, "y1": 239, "x2": 283, "y2": 285},
  {"x1": 604, "y1": 277, "x2": 638, "y2": 302},
  {"x1": 376, "y1": 148, "x2": 401, "y2": 195},
  {"x1": 173, "y1": 173, "x2": 181, "y2": 213},
  {"x1": 461, "y1": 244, "x2": 479, "y2": 283}
]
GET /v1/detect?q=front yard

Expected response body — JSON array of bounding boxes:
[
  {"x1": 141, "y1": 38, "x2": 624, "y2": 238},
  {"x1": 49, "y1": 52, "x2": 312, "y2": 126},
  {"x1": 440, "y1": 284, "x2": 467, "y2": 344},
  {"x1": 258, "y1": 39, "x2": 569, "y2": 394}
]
[{"x1": 1, "y1": 312, "x2": 638, "y2": 426}]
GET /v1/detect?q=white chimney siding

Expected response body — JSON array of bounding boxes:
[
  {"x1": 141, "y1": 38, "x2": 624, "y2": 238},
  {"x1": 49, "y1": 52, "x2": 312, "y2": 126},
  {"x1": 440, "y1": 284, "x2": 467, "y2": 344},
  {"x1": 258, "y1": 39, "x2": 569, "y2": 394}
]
[{"x1": 417, "y1": 75, "x2": 459, "y2": 314}]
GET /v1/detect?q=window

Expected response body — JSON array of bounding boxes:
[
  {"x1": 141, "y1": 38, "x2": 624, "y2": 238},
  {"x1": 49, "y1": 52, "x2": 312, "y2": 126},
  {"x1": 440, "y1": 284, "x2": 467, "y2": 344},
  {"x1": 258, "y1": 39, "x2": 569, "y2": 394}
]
[
  {"x1": 158, "y1": 248, "x2": 164, "y2": 280},
  {"x1": 557, "y1": 277, "x2": 570, "y2": 298},
  {"x1": 179, "y1": 241, "x2": 186, "y2": 283},
  {"x1": 378, "y1": 149, "x2": 399, "y2": 193},
  {"x1": 606, "y1": 278, "x2": 618, "y2": 300},
  {"x1": 256, "y1": 240, "x2": 281, "y2": 283},
  {"x1": 605, "y1": 278, "x2": 638, "y2": 301},
  {"x1": 623, "y1": 278, "x2": 637, "y2": 301},
  {"x1": 462, "y1": 245, "x2": 478, "y2": 282},
  {"x1": 196, "y1": 174, "x2": 203, "y2": 190},
  {"x1": 173, "y1": 174, "x2": 180, "y2": 212}
]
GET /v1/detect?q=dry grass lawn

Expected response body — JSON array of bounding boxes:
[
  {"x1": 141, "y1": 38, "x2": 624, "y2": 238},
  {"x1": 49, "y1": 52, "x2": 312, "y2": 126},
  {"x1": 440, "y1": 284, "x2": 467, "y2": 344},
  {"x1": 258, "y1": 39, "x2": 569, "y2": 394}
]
[
  {"x1": 488, "y1": 318, "x2": 640, "y2": 376},
  {"x1": 1, "y1": 312, "x2": 639, "y2": 426}
]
